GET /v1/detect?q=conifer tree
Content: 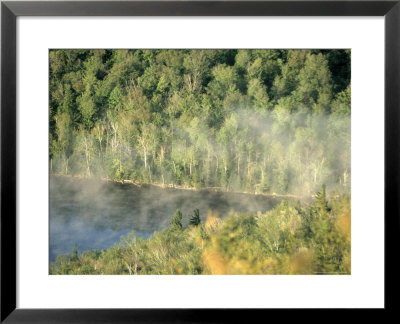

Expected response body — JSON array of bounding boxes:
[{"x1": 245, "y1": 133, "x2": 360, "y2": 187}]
[
  {"x1": 190, "y1": 209, "x2": 201, "y2": 226},
  {"x1": 170, "y1": 209, "x2": 183, "y2": 230},
  {"x1": 315, "y1": 184, "x2": 330, "y2": 214}
]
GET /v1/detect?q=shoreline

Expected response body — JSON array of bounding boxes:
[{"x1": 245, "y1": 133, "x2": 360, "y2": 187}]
[{"x1": 50, "y1": 173, "x2": 308, "y2": 200}]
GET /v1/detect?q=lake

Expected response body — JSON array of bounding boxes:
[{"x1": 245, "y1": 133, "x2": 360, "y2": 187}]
[{"x1": 50, "y1": 176, "x2": 282, "y2": 262}]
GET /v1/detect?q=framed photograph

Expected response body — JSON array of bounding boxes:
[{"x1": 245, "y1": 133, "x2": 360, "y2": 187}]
[{"x1": 1, "y1": 0, "x2": 398, "y2": 321}]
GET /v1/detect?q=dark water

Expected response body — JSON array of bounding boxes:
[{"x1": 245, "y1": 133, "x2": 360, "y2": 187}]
[{"x1": 49, "y1": 176, "x2": 282, "y2": 262}]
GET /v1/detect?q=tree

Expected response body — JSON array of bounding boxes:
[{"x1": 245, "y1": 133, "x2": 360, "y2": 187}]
[
  {"x1": 207, "y1": 64, "x2": 238, "y2": 100},
  {"x1": 272, "y1": 49, "x2": 307, "y2": 99},
  {"x1": 183, "y1": 50, "x2": 210, "y2": 93},
  {"x1": 136, "y1": 123, "x2": 158, "y2": 173},
  {"x1": 53, "y1": 112, "x2": 73, "y2": 174},
  {"x1": 71, "y1": 244, "x2": 79, "y2": 261},
  {"x1": 296, "y1": 53, "x2": 332, "y2": 111},
  {"x1": 108, "y1": 85, "x2": 124, "y2": 110},
  {"x1": 170, "y1": 209, "x2": 183, "y2": 230},
  {"x1": 331, "y1": 85, "x2": 351, "y2": 116},
  {"x1": 77, "y1": 90, "x2": 96, "y2": 129},
  {"x1": 190, "y1": 209, "x2": 201, "y2": 226},
  {"x1": 75, "y1": 128, "x2": 95, "y2": 177},
  {"x1": 314, "y1": 184, "x2": 330, "y2": 214},
  {"x1": 308, "y1": 186, "x2": 343, "y2": 273},
  {"x1": 247, "y1": 78, "x2": 270, "y2": 114}
]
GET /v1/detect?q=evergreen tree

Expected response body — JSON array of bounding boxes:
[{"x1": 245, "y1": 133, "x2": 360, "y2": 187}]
[
  {"x1": 315, "y1": 184, "x2": 330, "y2": 214},
  {"x1": 190, "y1": 209, "x2": 201, "y2": 226},
  {"x1": 170, "y1": 209, "x2": 183, "y2": 230}
]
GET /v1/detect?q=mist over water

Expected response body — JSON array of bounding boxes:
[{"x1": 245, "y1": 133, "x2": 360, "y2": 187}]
[{"x1": 50, "y1": 176, "x2": 282, "y2": 262}]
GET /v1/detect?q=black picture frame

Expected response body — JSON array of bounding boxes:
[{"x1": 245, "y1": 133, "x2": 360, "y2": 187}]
[{"x1": 1, "y1": 0, "x2": 398, "y2": 322}]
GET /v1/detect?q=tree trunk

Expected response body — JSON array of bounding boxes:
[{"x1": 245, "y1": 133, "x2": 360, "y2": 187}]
[
  {"x1": 65, "y1": 158, "x2": 68, "y2": 175},
  {"x1": 143, "y1": 147, "x2": 147, "y2": 169},
  {"x1": 223, "y1": 159, "x2": 227, "y2": 175},
  {"x1": 172, "y1": 161, "x2": 177, "y2": 174},
  {"x1": 98, "y1": 138, "x2": 102, "y2": 159},
  {"x1": 84, "y1": 137, "x2": 91, "y2": 177}
]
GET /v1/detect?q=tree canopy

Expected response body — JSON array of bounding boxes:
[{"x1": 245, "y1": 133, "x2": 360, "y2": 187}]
[{"x1": 49, "y1": 49, "x2": 350, "y2": 196}]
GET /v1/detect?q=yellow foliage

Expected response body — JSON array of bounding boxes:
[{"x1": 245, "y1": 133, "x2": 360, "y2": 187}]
[
  {"x1": 188, "y1": 225, "x2": 200, "y2": 240},
  {"x1": 195, "y1": 236, "x2": 204, "y2": 248},
  {"x1": 205, "y1": 212, "x2": 221, "y2": 233},
  {"x1": 336, "y1": 208, "x2": 351, "y2": 243},
  {"x1": 204, "y1": 253, "x2": 278, "y2": 275},
  {"x1": 207, "y1": 209, "x2": 218, "y2": 218},
  {"x1": 342, "y1": 251, "x2": 351, "y2": 274},
  {"x1": 202, "y1": 234, "x2": 277, "y2": 274},
  {"x1": 286, "y1": 248, "x2": 314, "y2": 274},
  {"x1": 262, "y1": 258, "x2": 278, "y2": 274},
  {"x1": 333, "y1": 195, "x2": 351, "y2": 243},
  {"x1": 225, "y1": 257, "x2": 273, "y2": 274},
  {"x1": 203, "y1": 249, "x2": 227, "y2": 274},
  {"x1": 226, "y1": 256, "x2": 251, "y2": 274}
]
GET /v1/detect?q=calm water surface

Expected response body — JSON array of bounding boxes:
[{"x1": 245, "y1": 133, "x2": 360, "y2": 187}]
[{"x1": 50, "y1": 176, "x2": 282, "y2": 262}]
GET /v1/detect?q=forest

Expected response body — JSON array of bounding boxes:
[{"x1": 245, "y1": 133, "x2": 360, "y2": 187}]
[
  {"x1": 49, "y1": 49, "x2": 351, "y2": 274},
  {"x1": 49, "y1": 49, "x2": 350, "y2": 195}
]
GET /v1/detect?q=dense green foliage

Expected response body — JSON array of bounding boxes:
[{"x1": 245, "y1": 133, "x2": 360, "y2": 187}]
[
  {"x1": 50, "y1": 50, "x2": 351, "y2": 275},
  {"x1": 50, "y1": 49, "x2": 350, "y2": 195},
  {"x1": 50, "y1": 188, "x2": 351, "y2": 275}
]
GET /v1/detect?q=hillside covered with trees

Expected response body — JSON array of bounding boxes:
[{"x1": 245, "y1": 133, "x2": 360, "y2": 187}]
[{"x1": 49, "y1": 49, "x2": 350, "y2": 196}]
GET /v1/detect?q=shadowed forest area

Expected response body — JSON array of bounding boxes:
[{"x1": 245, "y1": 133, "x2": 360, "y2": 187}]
[{"x1": 49, "y1": 49, "x2": 350, "y2": 274}]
